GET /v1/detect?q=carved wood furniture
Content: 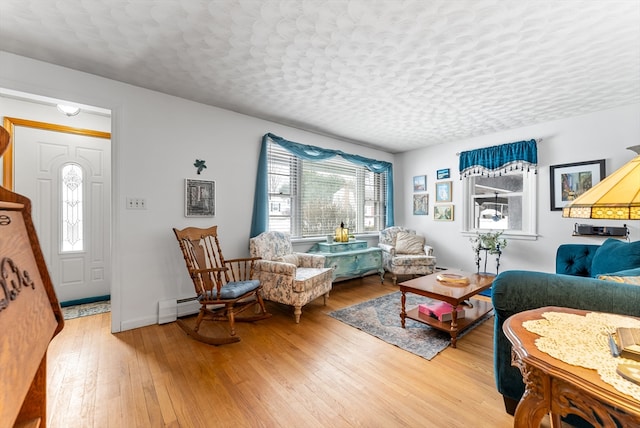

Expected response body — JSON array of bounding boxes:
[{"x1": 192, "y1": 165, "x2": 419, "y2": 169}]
[
  {"x1": 0, "y1": 125, "x2": 65, "y2": 427},
  {"x1": 307, "y1": 240, "x2": 384, "y2": 282},
  {"x1": 503, "y1": 306, "x2": 640, "y2": 428},
  {"x1": 173, "y1": 225, "x2": 271, "y2": 345},
  {"x1": 399, "y1": 269, "x2": 494, "y2": 348}
]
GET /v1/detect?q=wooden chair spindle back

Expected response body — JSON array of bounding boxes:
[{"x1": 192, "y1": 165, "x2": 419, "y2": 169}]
[{"x1": 174, "y1": 225, "x2": 227, "y2": 299}]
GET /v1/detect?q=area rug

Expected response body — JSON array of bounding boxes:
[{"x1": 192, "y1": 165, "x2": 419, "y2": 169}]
[
  {"x1": 328, "y1": 292, "x2": 493, "y2": 360},
  {"x1": 62, "y1": 300, "x2": 111, "y2": 320}
]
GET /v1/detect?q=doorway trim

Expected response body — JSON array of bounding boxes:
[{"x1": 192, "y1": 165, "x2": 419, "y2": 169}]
[
  {"x1": 2, "y1": 117, "x2": 111, "y2": 190},
  {"x1": 3, "y1": 116, "x2": 114, "y2": 323}
]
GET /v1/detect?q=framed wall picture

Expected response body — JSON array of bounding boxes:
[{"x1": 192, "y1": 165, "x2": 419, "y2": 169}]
[
  {"x1": 437, "y1": 168, "x2": 450, "y2": 180},
  {"x1": 434, "y1": 204, "x2": 454, "y2": 221},
  {"x1": 435, "y1": 181, "x2": 452, "y2": 202},
  {"x1": 185, "y1": 179, "x2": 216, "y2": 217},
  {"x1": 413, "y1": 175, "x2": 427, "y2": 192},
  {"x1": 413, "y1": 193, "x2": 429, "y2": 215},
  {"x1": 549, "y1": 159, "x2": 605, "y2": 211}
]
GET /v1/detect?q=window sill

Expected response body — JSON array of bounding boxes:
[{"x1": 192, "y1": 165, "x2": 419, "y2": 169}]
[{"x1": 461, "y1": 231, "x2": 539, "y2": 241}]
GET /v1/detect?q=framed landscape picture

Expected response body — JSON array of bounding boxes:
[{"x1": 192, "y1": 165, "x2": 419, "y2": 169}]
[
  {"x1": 413, "y1": 194, "x2": 429, "y2": 215},
  {"x1": 185, "y1": 179, "x2": 216, "y2": 217},
  {"x1": 434, "y1": 204, "x2": 454, "y2": 221},
  {"x1": 413, "y1": 175, "x2": 427, "y2": 192},
  {"x1": 435, "y1": 181, "x2": 452, "y2": 202},
  {"x1": 549, "y1": 159, "x2": 605, "y2": 211}
]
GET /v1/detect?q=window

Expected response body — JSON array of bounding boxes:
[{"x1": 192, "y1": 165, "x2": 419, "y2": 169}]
[
  {"x1": 267, "y1": 141, "x2": 387, "y2": 238},
  {"x1": 61, "y1": 163, "x2": 83, "y2": 252},
  {"x1": 462, "y1": 170, "x2": 537, "y2": 236}
]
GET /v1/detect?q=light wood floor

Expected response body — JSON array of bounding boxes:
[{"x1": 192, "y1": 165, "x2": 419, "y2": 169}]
[{"x1": 46, "y1": 274, "x2": 517, "y2": 428}]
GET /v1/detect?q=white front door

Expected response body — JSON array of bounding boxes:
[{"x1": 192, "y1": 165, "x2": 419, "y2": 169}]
[{"x1": 13, "y1": 125, "x2": 111, "y2": 303}]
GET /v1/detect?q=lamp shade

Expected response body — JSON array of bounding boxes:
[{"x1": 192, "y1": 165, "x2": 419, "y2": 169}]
[{"x1": 562, "y1": 154, "x2": 640, "y2": 220}]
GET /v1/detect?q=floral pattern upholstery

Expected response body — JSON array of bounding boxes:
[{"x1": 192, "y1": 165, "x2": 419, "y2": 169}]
[
  {"x1": 249, "y1": 231, "x2": 333, "y2": 323},
  {"x1": 378, "y1": 226, "x2": 436, "y2": 284}
]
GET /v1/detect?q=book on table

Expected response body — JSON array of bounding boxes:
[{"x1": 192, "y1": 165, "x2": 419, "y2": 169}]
[
  {"x1": 616, "y1": 364, "x2": 640, "y2": 385},
  {"x1": 615, "y1": 327, "x2": 640, "y2": 361},
  {"x1": 418, "y1": 301, "x2": 465, "y2": 322}
]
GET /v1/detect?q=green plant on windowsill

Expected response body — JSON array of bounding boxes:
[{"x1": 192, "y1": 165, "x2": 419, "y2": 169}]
[{"x1": 470, "y1": 231, "x2": 507, "y2": 274}]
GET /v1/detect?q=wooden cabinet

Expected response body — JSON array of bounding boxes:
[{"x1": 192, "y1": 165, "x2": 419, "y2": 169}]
[{"x1": 309, "y1": 241, "x2": 384, "y2": 282}]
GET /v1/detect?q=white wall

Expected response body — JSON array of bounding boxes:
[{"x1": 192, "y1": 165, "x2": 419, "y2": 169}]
[
  {"x1": 3, "y1": 51, "x2": 637, "y2": 332},
  {"x1": 396, "y1": 103, "x2": 640, "y2": 274},
  {"x1": 0, "y1": 52, "x2": 393, "y2": 332}
]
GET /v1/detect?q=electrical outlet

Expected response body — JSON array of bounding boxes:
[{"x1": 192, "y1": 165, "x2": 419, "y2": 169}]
[{"x1": 126, "y1": 197, "x2": 146, "y2": 209}]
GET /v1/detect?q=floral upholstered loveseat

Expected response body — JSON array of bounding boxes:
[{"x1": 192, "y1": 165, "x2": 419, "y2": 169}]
[
  {"x1": 249, "y1": 231, "x2": 333, "y2": 323},
  {"x1": 378, "y1": 226, "x2": 437, "y2": 284}
]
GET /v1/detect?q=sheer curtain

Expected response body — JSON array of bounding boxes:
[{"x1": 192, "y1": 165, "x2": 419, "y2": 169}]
[{"x1": 251, "y1": 133, "x2": 394, "y2": 237}]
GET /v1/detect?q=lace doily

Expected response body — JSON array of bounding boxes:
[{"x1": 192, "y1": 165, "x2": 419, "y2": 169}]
[{"x1": 522, "y1": 311, "x2": 640, "y2": 401}]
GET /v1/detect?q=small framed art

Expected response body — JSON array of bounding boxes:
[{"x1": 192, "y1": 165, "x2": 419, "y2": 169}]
[
  {"x1": 435, "y1": 181, "x2": 452, "y2": 202},
  {"x1": 434, "y1": 204, "x2": 454, "y2": 221},
  {"x1": 437, "y1": 168, "x2": 450, "y2": 179},
  {"x1": 413, "y1": 194, "x2": 429, "y2": 215},
  {"x1": 413, "y1": 175, "x2": 427, "y2": 192},
  {"x1": 549, "y1": 159, "x2": 605, "y2": 211},
  {"x1": 185, "y1": 179, "x2": 215, "y2": 217}
]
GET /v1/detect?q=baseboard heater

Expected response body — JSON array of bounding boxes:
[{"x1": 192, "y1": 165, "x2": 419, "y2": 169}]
[{"x1": 158, "y1": 297, "x2": 200, "y2": 324}]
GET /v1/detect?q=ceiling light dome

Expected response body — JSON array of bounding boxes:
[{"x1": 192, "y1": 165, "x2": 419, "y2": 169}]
[{"x1": 56, "y1": 104, "x2": 80, "y2": 116}]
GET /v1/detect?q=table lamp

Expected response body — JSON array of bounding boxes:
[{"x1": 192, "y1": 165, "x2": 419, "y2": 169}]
[
  {"x1": 562, "y1": 146, "x2": 640, "y2": 220},
  {"x1": 335, "y1": 222, "x2": 349, "y2": 242}
]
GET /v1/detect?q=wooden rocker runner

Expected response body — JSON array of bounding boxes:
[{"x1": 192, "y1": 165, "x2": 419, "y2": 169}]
[{"x1": 173, "y1": 225, "x2": 271, "y2": 345}]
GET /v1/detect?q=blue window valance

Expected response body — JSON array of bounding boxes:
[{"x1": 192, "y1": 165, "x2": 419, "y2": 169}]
[
  {"x1": 459, "y1": 139, "x2": 538, "y2": 178},
  {"x1": 250, "y1": 133, "x2": 395, "y2": 237}
]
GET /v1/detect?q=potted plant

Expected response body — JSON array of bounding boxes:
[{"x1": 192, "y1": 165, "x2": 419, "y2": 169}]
[{"x1": 470, "y1": 231, "x2": 507, "y2": 274}]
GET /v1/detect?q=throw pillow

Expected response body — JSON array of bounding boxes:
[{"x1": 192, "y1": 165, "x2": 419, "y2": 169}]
[
  {"x1": 597, "y1": 267, "x2": 640, "y2": 285},
  {"x1": 276, "y1": 254, "x2": 299, "y2": 266},
  {"x1": 607, "y1": 267, "x2": 640, "y2": 277},
  {"x1": 591, "y1": 239, "x2": 640, "y2": 278},
  {"x1": 395, "y1": 232, "x2": 425, "y2": 255},
  {"x1": 597, "y1": 274, "x2": 640, "y2": 286}
]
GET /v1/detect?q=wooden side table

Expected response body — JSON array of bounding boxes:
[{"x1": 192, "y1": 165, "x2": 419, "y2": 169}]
[{"x1": 503, "y1": 306, "x2": 640, "y2": 428}]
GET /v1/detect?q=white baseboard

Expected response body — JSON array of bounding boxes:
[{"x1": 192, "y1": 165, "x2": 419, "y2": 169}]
[
  {"x1": 121, "y1": 315, "x2": 159, "y2": 331},
  {"x1": 158, "y1": 299, "x2": 177, "y2": 324},
  {"x1": 177, "y1": 298, "x2": 200, "y2": 317}
]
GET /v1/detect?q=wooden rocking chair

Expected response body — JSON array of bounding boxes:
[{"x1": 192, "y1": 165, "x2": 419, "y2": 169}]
[{"x1": 173, "y1": 225, "x2": 271, "y2": 345}]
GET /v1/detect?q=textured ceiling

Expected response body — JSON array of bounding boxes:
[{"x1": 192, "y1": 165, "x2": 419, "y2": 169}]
[{"x1": 1, "y1": 0, "x2": 639, "y2": 153}]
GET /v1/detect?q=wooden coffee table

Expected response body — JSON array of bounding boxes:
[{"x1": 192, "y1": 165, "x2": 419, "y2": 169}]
[{"x1": 399, "y1": 270, "x2": 494, "y2": 348}]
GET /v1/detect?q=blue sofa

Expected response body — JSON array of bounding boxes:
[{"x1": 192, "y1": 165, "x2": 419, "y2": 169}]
[{"x1": 492, "y1": 238, "x2": 640, "y2": 418}]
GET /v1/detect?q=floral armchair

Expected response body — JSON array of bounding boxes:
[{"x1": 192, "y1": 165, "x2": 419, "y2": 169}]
[
  {"x1": 378, "y1": 226, "x2": 437, "y2": 284},
  {"x1": 249, "y1": 231, "x2": 333, "y2": 323}
]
